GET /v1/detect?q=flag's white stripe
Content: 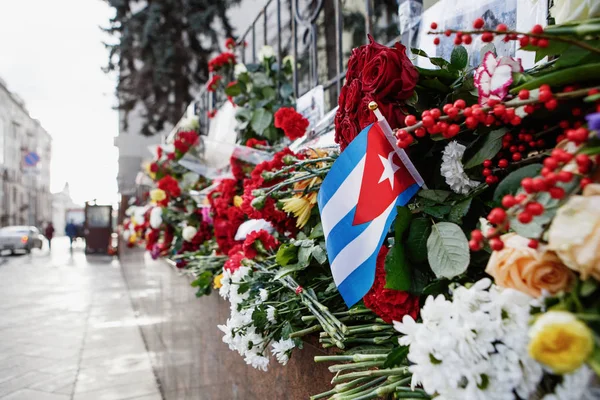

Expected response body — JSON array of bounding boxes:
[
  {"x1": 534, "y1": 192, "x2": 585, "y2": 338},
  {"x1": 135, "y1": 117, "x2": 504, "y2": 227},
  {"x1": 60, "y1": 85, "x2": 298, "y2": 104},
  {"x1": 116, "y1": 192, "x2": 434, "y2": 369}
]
[
  {"x1": 321, "y1": 155, "x2": 366, "y2": 239},
  {"x1": 330, "y1": 200, "x2": 396, "y2": 285}
]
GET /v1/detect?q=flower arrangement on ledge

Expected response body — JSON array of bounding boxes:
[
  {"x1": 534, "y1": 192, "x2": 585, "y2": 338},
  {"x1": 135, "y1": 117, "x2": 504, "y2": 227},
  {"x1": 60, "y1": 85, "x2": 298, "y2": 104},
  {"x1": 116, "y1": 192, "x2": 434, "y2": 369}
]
[{"x1": 122, "y1": 12, "x2": 600, "y2": 400}]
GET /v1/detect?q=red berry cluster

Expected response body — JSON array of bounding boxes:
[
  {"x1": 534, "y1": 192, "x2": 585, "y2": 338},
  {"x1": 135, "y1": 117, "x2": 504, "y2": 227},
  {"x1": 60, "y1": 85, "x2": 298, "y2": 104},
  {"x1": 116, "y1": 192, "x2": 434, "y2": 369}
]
[{"x1": 431, "y1": 18, "x2": 549, "y2": 51}]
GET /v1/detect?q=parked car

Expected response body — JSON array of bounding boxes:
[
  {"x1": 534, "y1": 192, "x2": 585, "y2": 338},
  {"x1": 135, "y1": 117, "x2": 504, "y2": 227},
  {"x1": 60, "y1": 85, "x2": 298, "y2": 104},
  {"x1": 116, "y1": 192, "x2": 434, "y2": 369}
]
[{"x1": 0, "y1": 226, "x2": 44, "y2": 254}]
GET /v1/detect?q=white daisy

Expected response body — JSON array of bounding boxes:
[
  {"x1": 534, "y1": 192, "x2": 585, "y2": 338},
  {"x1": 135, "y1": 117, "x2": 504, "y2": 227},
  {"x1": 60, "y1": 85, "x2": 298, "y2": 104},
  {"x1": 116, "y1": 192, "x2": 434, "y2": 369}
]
[{"x1": 271, "y1": 339, "x2": 295, "y2": 365}]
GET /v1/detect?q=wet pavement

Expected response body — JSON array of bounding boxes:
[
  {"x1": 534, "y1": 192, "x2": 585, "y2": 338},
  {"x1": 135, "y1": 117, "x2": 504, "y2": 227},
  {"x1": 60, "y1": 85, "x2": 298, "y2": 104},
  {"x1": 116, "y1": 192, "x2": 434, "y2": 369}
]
[{"x1": 0, "y1": 237, "x2": 161, "y2": 400}]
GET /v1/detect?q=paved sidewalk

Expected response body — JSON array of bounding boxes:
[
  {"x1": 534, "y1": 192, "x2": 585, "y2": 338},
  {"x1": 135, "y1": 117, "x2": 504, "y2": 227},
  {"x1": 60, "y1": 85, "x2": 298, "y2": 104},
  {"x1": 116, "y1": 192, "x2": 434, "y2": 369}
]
[{"x1": 0, "y1": 237, "x2": 162, "y2": 400}]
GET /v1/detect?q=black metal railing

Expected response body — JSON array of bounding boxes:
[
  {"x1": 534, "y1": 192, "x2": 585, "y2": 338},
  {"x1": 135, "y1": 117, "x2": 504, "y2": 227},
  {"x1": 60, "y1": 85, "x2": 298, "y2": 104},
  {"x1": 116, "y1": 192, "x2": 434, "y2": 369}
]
[{"x1": 194, "y1": 0, "x2": 400, "y2": 135}]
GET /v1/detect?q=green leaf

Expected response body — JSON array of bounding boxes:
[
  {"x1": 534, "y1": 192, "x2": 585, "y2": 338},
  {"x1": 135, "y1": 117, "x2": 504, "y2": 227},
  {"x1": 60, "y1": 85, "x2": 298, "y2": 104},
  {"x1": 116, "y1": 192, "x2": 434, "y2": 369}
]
[
  {"x1": 493, "y1": 164, "x2": 543, "y2": 202},
  {"x1": 383, "y1": 346, "x2": 409, "y2": 368},
  {"x1": 448, "y1": 198, "x2": 472, "y2": 224},
  {"x1": 411, "y1": 48, "x2": 429, "y2": 57},
  {"x1": 423, "y1": 205, "x2": 452, "y2": 219},
  {"x1": 450, "y1": 45, "x2": 468, "y2": 70},
  {"x1": 252, "y1": 307, "x2": 268, "y2": 330},
  {"x1": 418, "y1": 189, "x2": 451, "y2": 203},
  {"x1": 274, "y1": 264, "x2": 306, "y2": 280},
  {"x1": 589, "y1": 346, "x2": 600, "y2": 377},
  {"x1": 250, "y1": 108, "x2": 273, "y2": 135},
  {"x1": 580, "y1": 279, "x2": 598, "y2": 297},
  {"x1": 384, "y1": 207, "x2": 412, "y2": 291},
  {"x1": 511, "y1": 63, "x2": 600, "y2": 93},
  {"x1": 312, "y1": 247, "x2": 327, "y2": 265},
  {"x1": 275, "y1": 243, "x2": 297, "y2": 266},
  {"x1": 406, "y1": 218, "x2": 432, "y2": 263},
  {"x1": 190, "y1": 271, "x2": 212, "y2": 288},
  {"x1": 235, "y1": 107, "x2": 252, "y2": 122},
  {"x1": 464, "y1": 128, "x2": 507, "y2": 169},
  {"x1": 246, "y1": 63, "x2": 260, "y2": 72},
  {"x1": 298, "y1": 245, "x2": 315, "y2": 266},
  {"x1": 554, "y1": 43, "x2": 600, "y2": 69},
  {"x1": 224, "y1": 82, "x2": 242, "y2": 97},
  {"x1": 584, "y1": 93, "x2": 600, "y2": 103},
  {"x1": 309, "y1": 222, "x2": 324, "y2": 239},
  {"x1": 262, "y1": 86, "x2": 276, "y2": 100},
  {"x1": 280, "y1": 83, "x2": 293, "y2": 99},
  {"x1": 429, "y1": 57, "x2": 450, "y2": 68},
  {"x1": 251, "y1": 72, "x2": 271, "y2": 87},
  {"x1": 427, "y1": 221, "x2": 470, "y2": 279}
]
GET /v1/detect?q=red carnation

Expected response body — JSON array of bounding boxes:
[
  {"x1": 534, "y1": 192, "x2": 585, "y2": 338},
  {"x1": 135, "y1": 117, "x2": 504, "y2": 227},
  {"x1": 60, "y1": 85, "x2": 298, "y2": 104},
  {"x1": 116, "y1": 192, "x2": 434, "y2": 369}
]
[
  {"x1": 224, "y1": 251, "x2": 245, "y2": 273},
  {"x1": 274, "y1": 107, "x2": 309, "y2": 141},
  {"x1": 207, "y1": 75, "x2": 222, "y2": 92},
  {"x1": 157, "y1": 175, "x2": 181, "y2": 198},
  {"x1": 363, "y1": 246, "x2": 420, "y2": 323},
  {"x1": 208, "y1": 52, "x2": 236, "y2": 72},
  {"x1": 225, "y1": 38, "x2": 236, "y2": 49},
  {"x1": 173, "y1": 131, "x2": 198, "y2": 155},
  {"x1": 242, "y1": 230, "x2": 279, "y2": 259},
  {"x1": 149, "y1": 162, "x2": 159, "y2": 173},
  {"x1": 145, "y1": 229, "x2": 159, "y2": 251},
  {"x1": 207, "y1": 109, "x2": 217, "y2": 119},
  {"x1": 246, "y1": 138, "x2": 267, "y2": 148}
]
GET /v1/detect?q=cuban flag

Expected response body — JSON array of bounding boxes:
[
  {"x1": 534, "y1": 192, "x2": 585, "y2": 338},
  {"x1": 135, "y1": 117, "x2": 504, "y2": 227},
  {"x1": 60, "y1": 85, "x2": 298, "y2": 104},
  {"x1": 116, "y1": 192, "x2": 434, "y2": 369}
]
[{"x1": 318, "y1": 109, "x2": 424, "y2": 307}]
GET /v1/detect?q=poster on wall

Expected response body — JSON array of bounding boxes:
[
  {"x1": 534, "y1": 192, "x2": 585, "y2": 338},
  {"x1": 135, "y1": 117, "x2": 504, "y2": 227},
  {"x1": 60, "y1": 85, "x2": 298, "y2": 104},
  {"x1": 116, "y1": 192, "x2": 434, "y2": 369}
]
[
  {"x1": 412, "y1": 0, "x2": 548, "y2": 69},
  {"x1": 295, "y1": 85, "x2": 325, "y2": 132}
]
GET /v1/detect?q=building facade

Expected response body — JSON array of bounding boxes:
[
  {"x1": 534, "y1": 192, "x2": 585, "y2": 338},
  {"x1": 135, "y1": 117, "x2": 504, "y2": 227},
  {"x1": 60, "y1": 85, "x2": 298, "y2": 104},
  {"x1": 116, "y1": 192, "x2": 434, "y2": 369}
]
[{"x1": 0, "y1": 78, "x2": 52, "y2": 228}]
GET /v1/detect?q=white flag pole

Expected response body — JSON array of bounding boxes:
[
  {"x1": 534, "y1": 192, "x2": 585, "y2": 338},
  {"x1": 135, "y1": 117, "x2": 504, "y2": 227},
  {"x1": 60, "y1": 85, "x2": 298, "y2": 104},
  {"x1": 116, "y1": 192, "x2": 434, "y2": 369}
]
[{"x1": 369, "y1": 101, "x2": 426, "y2": 189}]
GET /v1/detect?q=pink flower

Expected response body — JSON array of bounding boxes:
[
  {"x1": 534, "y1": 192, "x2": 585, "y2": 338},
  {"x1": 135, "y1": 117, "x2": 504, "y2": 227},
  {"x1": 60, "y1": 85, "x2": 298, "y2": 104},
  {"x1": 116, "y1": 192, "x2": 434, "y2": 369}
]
[{"x1": 474, "y1": 52, "x2": 523, "y2": 106}]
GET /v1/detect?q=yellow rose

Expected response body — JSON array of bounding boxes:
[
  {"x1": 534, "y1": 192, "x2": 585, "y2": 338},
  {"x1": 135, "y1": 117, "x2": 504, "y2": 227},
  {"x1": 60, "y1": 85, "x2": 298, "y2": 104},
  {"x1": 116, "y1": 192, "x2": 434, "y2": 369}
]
[
  {"x1": 552, "y1": 0, "x2": 600, "y2": 24},
  {"x1": 528, "y1": 311, "x2": 594, "y2": 374},
  {"x1": 145, "y1": 162, "x2": 156, "y2": 180},
  {"x1": 548, "y1": 184, "x2": 600, "y2": 280},
  {"x1": 150, "y1": 188, "x2": 167, "y2": 203},
  {"x1": 485, "y1": 234, "x2": 574, "y2": 298}
]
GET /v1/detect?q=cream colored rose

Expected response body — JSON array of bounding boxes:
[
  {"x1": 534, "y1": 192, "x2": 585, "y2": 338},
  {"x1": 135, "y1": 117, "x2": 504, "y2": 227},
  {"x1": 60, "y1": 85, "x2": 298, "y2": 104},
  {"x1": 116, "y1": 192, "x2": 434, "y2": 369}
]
[
  {"x1": 485, "y1": 234, "x2": 574, "y2": 297},
  {"x1": 548, "y1": 184, "x2": 600, "y2": 280},
  {"x1": 552, "y1": 0, "x2": 600, "y2": 24}
]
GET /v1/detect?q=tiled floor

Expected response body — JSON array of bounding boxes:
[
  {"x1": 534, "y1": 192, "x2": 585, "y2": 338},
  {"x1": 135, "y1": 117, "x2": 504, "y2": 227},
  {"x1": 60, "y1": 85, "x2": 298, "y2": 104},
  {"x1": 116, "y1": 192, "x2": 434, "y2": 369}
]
[{"x1": 0, "y1": 237, "x2": 161, "y2": 400}]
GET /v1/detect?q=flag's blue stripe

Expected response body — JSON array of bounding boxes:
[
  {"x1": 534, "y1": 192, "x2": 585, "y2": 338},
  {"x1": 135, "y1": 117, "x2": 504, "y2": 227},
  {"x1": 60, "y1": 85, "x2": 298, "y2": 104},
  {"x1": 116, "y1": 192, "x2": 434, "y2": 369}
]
[
  {"x1": 325, "y1": 183, "x2": 421, "y2": 265},
  {"x1": 335, "y1": 183, "x2": 421, "y2": 307},
  {"x1": 317, "y1": 124, "x2": 372, "y2": 209},
  {"x1": 324, "y1": 205, "x2": 369, "y2": 263},
  {"x1": 336, "y1": 201, "x2": 399, "y2": 307}
]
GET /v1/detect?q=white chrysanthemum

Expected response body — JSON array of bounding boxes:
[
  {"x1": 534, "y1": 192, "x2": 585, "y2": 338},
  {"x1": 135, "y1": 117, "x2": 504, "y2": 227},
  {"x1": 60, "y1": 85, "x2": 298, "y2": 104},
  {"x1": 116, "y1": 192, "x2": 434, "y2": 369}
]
[
  {"x1": 543, "y1": 365, "x2": 594, "y2": 400},
  {"x1": 271, "y1": 339, "x2": 295, "y2": 365},
  {"x1": 258, "y1": 45, "x2": 275, "y2": 60},
  {"x1": 440, "y1": 141, "x2": 480, "y2": 194},
  {"x1": 394, "y1": 279, "x2": 543, "y2": 400},
  {"x1": 245, "y1": 353, "x2": 269, "y2": 371},
  {"x1": 234, "y1": 63, "x2": 247, "y2": 77},
  {"x1": 258, "y1": 288, "x2": 269, "y2": 303},
  {"x1": 179, "y1": 116, "x2": 199, "y2": 131},
  {"x1": 266, "y1": 306, "x2": 276, "y2": 323},
  {"x1": 149, "y1": 207, "x2": 162, "y2": 229},
  {"x1": 182, "y1": 226, "x2": 197, "y2": 241},
  {"x1": 219, "y1": 269, "x2": 232, "y2": 299}
]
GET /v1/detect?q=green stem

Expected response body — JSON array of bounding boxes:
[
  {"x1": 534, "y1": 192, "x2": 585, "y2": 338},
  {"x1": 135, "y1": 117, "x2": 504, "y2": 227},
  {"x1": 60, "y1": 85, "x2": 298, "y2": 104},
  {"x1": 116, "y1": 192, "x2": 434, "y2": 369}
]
[
  {"x1": 328, "y1": 360, "x2": 385, "y2": 372},
  {"x1": 289, "y1": 324, "x2": 322, "y2": 338},
  {"x1": 314, "y1": 354, "x2": 389, "y2": 363},
  {"x1": 331, "y1": 367, "x2": 410, "y2": 384},
  {"x1": 331, "y1": 377, "x2": 388, "y2": 399}
]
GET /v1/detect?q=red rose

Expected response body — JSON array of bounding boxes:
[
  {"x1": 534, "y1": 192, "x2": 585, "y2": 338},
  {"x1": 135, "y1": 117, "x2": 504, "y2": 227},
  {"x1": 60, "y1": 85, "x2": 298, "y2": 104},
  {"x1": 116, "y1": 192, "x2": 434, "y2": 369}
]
[
  {"x1": 274, "y1": 107, "x2": 309, "y2": 141},
  {"x1": 207, "y1": 75, "x2": 222, "y2": 92},
  {"x1": 334, "y1": 114, "x2": 360, "y2": 152},
  {"x1": 362, "y1": 40, "x2": 418, "y2": 100},
  {"x1": 357, "y1": 96, "x2": 377, "y2": 130},
  {"x1": 378, "y1": 102, "x2": 408, "y2": 130},
  {"x1": 246, "y1": 138, "x2": 267, "y2": 148},
  {"x1": 344, "y1": 79, "x2": 362, "y2": 115},
  {"x1": 345, "y1": 46, "x2": 366, "y2": 82},
  {"x1": 363, "y1": 246, "x2": 420, "y2": 323}
]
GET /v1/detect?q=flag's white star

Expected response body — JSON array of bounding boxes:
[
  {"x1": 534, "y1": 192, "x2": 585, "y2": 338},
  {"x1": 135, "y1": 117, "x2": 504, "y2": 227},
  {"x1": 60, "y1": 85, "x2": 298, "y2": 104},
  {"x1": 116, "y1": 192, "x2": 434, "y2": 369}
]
[{"x1": 378, "y1": 151, "x2": 401, "y2": 189}]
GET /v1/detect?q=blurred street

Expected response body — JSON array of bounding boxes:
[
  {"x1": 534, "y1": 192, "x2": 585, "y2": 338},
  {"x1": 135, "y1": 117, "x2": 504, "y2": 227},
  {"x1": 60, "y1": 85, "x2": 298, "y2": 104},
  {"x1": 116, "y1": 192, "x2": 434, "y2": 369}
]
[{"x1": 0, "y1": 238, "x2": 161, "y2": 400}]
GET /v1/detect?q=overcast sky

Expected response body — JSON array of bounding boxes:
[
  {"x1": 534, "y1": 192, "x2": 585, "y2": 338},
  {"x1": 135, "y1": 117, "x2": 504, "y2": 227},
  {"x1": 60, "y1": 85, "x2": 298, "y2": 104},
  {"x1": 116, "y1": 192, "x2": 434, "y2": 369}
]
[{"x1": 0, "y1": 0, "x2": 119, "y2": 206}]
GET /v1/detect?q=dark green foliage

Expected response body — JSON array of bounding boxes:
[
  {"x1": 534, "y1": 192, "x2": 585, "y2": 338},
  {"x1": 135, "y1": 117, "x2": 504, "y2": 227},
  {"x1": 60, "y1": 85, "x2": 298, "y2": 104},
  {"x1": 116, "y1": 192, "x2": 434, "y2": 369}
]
[{"x1": 103, "y1": 0, "x2": 240, "y2": 135}]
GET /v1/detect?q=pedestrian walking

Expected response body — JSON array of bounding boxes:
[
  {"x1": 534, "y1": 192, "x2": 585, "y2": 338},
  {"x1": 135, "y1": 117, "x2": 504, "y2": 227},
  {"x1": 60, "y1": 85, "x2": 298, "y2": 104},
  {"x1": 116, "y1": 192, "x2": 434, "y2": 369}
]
[
  {"x1": 65, "y1": 220, "x2": 77, "y2": 249},
  {"x1": 45, "y1": 222, "x2": 55, "y2": 250}
]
